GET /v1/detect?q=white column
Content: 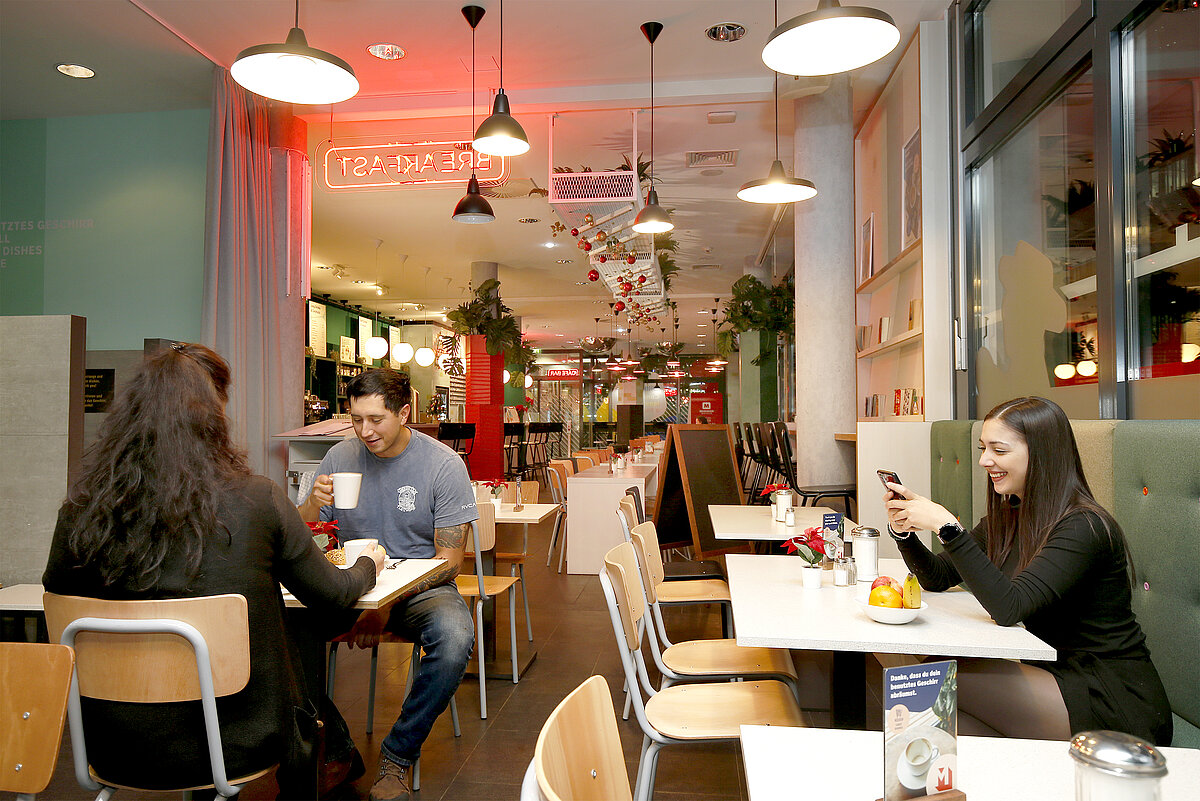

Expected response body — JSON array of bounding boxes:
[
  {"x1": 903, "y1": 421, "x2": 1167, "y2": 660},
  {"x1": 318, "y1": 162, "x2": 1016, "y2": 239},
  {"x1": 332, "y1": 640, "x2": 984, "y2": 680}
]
[{"x1": 793, "y1": 76, "x2": 856, "y2": 484}]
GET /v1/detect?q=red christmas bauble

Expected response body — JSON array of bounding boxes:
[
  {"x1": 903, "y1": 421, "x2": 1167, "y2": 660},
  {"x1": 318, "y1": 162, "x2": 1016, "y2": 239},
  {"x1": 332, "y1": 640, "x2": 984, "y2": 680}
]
[
  {"x1": 626, "y1": 255, "x2": 636, "y2": 265},
  {"x1": 587, "y1": 269, "x2": 600, "y2": 282},
  {"x1": 570, "y1": 228, "x2": 579, "y2": 237},
  {"x1": 613, "y1": 301, "x2": 625, "y2": 313},
  {"x1": 598, "y1": 255, "x2": 607, "y2": 263},
  {"x1": 637, "y1": 275, "x2": 647, "y2": 284},
  {"x1": 583, "y1": 241, "x2": 592, "y2": 251}
]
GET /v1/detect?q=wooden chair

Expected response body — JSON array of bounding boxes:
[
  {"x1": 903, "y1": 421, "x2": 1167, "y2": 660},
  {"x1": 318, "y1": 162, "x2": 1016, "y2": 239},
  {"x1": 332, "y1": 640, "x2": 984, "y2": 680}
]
[
  {"x1": 42, "y1": 592, "x2": 269, "y2": 800},
  {"x1": 486, "y1": 480, "x2": 539, "y2": 642},
  {"x1": 629, "y1": 520, "x2": 733, "y2": 642},
  {"x1": 623, "y1": 486, "x2": 724, "y2": 582},
  {"x1": 455, "y1": 502, "x2": 523, "y2": 718},
  {"x1": 0, "y1": 642, "x2": 74, "y2": 800},
  {"x1": 546, "y1": 460, "x2": 572, "y2": 572},
  {"x1": 571, "y1": 452, "x2": 595, "y2": 470},
  {"x1": 526, "y1": 675, "x2": 633, "y2": 801},
  {"x1": 437, "y1": 421, "x2": 476, "y2": 477},
  {"x1": 600, "y1": 543, "x2": 805, "y2": 801},
  {"x1": 775, "y1": 421, "x2": 856, "y2": 517}
]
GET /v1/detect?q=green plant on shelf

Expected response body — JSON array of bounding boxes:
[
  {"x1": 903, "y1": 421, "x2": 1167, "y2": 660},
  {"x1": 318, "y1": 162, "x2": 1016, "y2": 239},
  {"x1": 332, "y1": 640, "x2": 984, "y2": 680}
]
[{"x1": 716, "y1": 275, "x2": 795, "y2": 366}]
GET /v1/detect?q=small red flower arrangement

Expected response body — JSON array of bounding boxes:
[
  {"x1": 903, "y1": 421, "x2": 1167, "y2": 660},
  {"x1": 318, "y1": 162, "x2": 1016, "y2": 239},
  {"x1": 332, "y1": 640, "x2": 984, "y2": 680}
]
[
  {"x1": 306, "y1": 519, "x2": 340, "y2": 552},
  {"x1": 760, "y1": 483, "x2": 792, "y2": 502},
  {"x1": 482, "y1": 479, "x2": 508, "y2": 498},
  {"x1": 783, "y1": 526, "x2": 831, "y2": 566}
]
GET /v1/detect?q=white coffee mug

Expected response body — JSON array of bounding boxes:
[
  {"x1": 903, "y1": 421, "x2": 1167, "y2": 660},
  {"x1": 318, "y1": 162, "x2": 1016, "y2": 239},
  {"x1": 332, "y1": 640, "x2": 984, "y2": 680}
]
[
  {"x1": 903, "y1": 736, "x2": 940, "y2": 776},
  {"x1": 332, "y1": 472, "x2": 363, "y2": 509},
  {"x1": 341, "y1": 538, "x2": 378, "y2": 566}
]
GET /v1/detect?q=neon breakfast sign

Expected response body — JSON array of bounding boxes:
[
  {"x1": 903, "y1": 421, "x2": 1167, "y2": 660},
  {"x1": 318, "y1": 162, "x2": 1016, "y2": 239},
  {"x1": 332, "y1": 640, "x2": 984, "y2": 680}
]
[{"x1": 321, "y1": 140, "x2": 507, "y2": 190}]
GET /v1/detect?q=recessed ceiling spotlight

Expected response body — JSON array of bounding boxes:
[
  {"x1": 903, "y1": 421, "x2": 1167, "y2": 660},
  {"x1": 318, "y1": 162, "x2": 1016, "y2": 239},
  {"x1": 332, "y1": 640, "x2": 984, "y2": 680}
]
[
  {"x1": 353, "y1": 279, "x2": 368, "y2": 284},
  {"x1": 56, "y1": 63, "x2": 95, "y2": 79},
  {"x1": 367, "y1": 43, "x2": 406, "y2": 60},
  {"x1": 555, "y1": 333, "x2": 564, "y2": 337},
  {"x1": 616, "y1": 327, "x2": 626, "y2": 333},
  {"x1": 697, "y1": 333, "x2": 707, "y2": 337},
  {"x1": 557, "y1": 259, "x2": 573, "y2": 264},
  {"x1": 705, "y1": 23, "x2": 746, "y2": 42},
  {"x1": 517, "y1": 217, "x2": 541, "y2": 223},
  {"x1": 697, "y1": 323, "x2": 708, "y2": 327},
  {"x1": 543, "y1": 242, "x2": 556, "y2": 248},
  {"x1": 312, "y1": 264, "x2": 331, "y2": 270},
  {"x1": 574, "y1": 281, "x2": 588, "y2": 285}
]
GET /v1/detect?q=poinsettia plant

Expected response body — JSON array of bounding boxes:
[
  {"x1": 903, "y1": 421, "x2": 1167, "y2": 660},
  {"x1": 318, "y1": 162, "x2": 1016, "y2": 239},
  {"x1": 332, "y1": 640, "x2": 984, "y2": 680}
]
[
  {"x1": 760, "y1": 483, "x2": 792, "y2": 503},
  {"x1": 306, "y1": 520, "x2": 340, "y2": 552},
  {"x1": 482, "y1": 479, "x2": 508, "y2": 498},
  {"x1": 783, "y1": 526, "x2": 832, "y2": 567}
]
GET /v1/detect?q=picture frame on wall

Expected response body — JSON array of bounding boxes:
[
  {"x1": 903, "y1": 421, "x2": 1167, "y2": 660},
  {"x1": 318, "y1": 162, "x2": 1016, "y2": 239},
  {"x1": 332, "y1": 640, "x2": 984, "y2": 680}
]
[
  {"x1": 901, "y1": 128, "x2": 922, "y2": 249},
  {"x1": 858, "y1": 213, "x2": 875, "y2": 285}
]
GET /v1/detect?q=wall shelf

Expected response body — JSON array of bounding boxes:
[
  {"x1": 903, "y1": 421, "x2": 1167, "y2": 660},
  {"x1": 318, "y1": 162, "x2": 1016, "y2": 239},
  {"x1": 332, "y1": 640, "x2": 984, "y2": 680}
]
[
  {"x1": 857, "y1": 328, "x2": 923, "y2": 360},
  {"x1": 856, "y1": 238, "x2": 922, "y2": 294}
]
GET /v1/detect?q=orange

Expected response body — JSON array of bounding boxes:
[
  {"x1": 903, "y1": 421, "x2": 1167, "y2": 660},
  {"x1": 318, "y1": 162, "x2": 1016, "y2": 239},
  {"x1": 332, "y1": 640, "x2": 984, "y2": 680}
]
[{"x1": 869, "y1": 586, "x2": 903, "y2": 608}]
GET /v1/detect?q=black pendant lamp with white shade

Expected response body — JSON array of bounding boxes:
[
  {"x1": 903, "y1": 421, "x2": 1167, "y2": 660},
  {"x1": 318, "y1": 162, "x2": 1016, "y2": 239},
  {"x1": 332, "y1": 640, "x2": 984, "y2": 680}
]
[
  {"x1": 472, "y1": 0, "x2": 529, "y2": 157},
  {"x1": 231, "y1": 0, "x2": 359, "y2": 104},
  {"x1": 632, "y1": 21, "x2": 674, "y2": 235},
  {"x1": 762, "y1": 0, "x2": 900, "y2": 77},
  {"x1": 454, "y1": 6, "x2": 496, "y2": 224},
  {"x1": 739, "y1": 3, "x2": 818, "y2": 205}
]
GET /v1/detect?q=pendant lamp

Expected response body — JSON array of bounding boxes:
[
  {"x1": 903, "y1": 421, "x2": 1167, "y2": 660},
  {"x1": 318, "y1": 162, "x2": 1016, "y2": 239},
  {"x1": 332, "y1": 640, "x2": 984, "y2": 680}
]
[
  {"x1": 472, "y1": 0, "x2": 529, "y2": 156},
  {"x1": 231, "y1": 0, "x2": 359, "y2": 104},
  {"x1": 762, "y1": 0, "x2": 900, "y2": 77},
  {"x1": 633, "y1": 22, "x2": 674, "y2": 235},
  {"x1": 454, "y1": 6, "x2": 496, "y2": 224},
  {"x1": 740, "y1": 4, "x2": 818, "y2": 205}
]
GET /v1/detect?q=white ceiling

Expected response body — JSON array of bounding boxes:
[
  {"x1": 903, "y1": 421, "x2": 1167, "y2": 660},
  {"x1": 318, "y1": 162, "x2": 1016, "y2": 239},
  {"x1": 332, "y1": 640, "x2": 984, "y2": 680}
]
[{"x1": 1, "y1": 0, "x2": 950, "y2": 349}]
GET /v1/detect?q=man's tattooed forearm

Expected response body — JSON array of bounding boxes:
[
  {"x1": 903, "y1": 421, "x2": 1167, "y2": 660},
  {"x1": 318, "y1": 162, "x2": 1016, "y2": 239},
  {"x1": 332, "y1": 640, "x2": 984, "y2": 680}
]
[{"x1": 435, "y1": 522, "x2": 470, "y2": 550}]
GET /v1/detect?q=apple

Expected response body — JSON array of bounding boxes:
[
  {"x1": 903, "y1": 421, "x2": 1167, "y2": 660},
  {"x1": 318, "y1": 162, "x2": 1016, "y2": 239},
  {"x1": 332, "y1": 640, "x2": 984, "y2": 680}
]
[{"x1": 871, "y1": 576, "x2": 902, "y2": 594}]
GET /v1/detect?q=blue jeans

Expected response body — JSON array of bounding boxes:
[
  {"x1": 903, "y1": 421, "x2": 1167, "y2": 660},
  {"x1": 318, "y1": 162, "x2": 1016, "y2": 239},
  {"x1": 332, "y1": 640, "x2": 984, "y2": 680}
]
[{"x1": 378, "y1": 584, "x2": 474, "y2": 766}]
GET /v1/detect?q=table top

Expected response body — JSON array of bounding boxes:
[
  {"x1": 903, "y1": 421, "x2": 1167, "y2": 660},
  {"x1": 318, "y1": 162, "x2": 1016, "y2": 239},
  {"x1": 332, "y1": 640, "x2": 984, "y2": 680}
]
[
  {"x1": 569, "y1": 462, "x2": 659, "y2": 482},
  {"x1": 740, "y1": 726, "x2": 1200, "y2": 801},
  {"x1": 725, "y1": 555, "x2": 1056, "y2": 660},
  {"x1": 709, "y1": 504, "x2": 857, "y2": 541},
  {"x1": 0, "y1": 583, "x2": 44, "y2": 610},
  {"x1": 284, "y1": 557, "x2": 445, "y2": 610},
  {"x1": 494, "y1": 503, "x2": 560, "y2": 524}
]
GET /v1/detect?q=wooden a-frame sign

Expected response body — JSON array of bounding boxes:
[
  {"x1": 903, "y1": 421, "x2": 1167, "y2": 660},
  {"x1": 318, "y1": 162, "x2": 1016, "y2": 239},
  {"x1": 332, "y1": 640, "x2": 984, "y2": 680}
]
[{"x1": 652, "y1": 424, "x2": 751, "y2": 558}]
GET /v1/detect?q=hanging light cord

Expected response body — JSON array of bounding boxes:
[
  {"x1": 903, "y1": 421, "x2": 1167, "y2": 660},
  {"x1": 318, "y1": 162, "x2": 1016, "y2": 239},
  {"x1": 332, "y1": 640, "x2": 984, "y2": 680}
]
[
  {"x1": 649, "y1": 33, "x2": 655, "y2": 186},
  {"x1": 470, "y1": 17, "x2": 476, "y2": 172},
  {"x1": 773, "y1": 0, "x2": 779, "y2": 162},
  {"x1": 499, "y1": 0, "x2": 504, "y2": 93},
  {"x1": 293, "y1": 0, "x2": 299, "y2": 29}
]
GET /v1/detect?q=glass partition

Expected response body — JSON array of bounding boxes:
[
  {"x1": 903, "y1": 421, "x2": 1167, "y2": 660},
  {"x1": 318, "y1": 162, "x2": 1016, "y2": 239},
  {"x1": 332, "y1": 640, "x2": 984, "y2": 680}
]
[
  {"x1": 1121, "y1": 4, "x2": 1200, "y2": 386},
  {"x1": 968, "y1": 66, "x2": 1100, "y2": 417}
]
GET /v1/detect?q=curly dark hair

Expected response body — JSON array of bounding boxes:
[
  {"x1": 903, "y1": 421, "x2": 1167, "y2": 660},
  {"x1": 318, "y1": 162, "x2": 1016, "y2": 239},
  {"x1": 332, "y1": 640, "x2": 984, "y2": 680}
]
[{"x1": 61, "y1": 343, "x2": 250, "y2": 588}]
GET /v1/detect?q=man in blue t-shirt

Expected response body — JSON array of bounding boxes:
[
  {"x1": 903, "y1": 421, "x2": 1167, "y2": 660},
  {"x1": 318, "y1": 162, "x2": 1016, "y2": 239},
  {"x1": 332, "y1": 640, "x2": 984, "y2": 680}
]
[{"x1": 299, "y1": 369, "x2": 476, "y2": 801}]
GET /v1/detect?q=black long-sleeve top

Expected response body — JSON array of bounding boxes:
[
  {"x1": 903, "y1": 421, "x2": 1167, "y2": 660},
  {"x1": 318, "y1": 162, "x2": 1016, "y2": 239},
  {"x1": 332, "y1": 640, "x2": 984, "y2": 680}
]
[
  {"x1": 896, "y1": 509, "x2": 1173, "y2": 744},
  {"x1": 43, "y1": 474, "x2": 376, "y2": 788}
]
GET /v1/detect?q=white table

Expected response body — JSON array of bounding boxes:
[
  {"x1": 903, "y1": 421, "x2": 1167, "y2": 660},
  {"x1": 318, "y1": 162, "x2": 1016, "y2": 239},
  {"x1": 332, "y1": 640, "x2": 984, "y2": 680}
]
[
  {"x1": 726, "y1": 555, "x2": 1055, "y2": 727},
  {"x1": 740, "y1": 726, "x2": 1200, "y2": 801},
  {"x1": 709, "y1": 504, "x2": 857, "y2": 541},
  {"x1": 565, "y1": 461, "x2": 659, "y2": 574},
  {"x1": 282, "y1": 558, "x2": 444, "y2": 609}
]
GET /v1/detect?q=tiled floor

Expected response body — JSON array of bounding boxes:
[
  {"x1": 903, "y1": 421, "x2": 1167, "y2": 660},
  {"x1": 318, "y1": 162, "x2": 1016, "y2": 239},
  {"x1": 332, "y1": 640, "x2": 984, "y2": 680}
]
[{"x1": 39, "y1": 488, "x2": 869, "y2": 800}]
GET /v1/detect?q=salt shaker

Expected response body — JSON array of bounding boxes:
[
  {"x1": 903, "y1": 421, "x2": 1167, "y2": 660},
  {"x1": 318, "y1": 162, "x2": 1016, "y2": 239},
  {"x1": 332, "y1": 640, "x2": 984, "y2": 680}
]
[
  {"x1": 850, "y1": 525, "x2": 880, "y2": 582},
  {"x1": 1070, "y1": 730, "x2": 1166, "y2": 801},
  {"x1": 784, "y1": 506, "x2": 795, "y2": 527},
  {"x1": 833, "y1": 557, "x2": 851, "y2": 586}
]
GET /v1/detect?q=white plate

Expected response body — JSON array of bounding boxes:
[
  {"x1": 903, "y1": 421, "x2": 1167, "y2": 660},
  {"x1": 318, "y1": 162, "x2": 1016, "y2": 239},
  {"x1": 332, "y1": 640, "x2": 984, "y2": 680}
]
[{"x1": 859, "y1": 600, "x2": 926, "y2": 624}]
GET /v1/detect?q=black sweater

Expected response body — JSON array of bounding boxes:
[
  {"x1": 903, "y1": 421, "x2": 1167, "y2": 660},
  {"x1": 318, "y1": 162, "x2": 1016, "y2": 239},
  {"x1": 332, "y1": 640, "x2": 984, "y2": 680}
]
[
  {"x1": 43, "y1": 474, "x2": 376, "y2": 788},
  {"x1": 896, "y1": 509, "x2": 1173, "y2": 744}
]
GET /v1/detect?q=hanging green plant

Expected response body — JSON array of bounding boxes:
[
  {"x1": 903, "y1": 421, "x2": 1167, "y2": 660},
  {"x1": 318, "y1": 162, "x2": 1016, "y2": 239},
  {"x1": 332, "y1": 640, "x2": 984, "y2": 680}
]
[
  {"x1": 717, "y1": 275, "x2": 795, "y2": 366},
  {"x1": 506, "y1": 335, "x2": 539, "y2": 384},
  {"x1": 445, "y1": 278, "x2": 524, "y2": 360}
]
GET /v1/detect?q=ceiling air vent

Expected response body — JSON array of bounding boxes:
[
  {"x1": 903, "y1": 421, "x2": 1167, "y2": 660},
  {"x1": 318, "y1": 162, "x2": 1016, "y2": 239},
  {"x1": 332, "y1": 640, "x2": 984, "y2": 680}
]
[
  {"x1": 685, "y1": 150, "x2": 738, "y2": 168},
  {"x1": 691, "y1": 263, "x2": 721, "y2": 271}
]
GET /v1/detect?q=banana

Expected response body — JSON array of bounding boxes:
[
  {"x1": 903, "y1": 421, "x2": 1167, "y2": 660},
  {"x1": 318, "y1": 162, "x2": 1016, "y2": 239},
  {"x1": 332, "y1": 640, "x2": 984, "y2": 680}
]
[{"x1": 902, "y1": 572, "x2": 922, "y2": 609}]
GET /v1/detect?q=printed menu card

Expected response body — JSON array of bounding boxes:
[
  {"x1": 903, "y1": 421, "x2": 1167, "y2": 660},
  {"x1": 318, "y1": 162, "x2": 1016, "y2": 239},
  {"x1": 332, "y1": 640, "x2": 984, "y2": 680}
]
[{"x1": 883, "y1": 660, "x2": 958, "y2": 800}]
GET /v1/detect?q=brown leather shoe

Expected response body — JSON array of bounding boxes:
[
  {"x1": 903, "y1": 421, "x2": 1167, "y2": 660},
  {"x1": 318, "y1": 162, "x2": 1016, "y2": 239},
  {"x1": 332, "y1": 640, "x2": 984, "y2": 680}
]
[{"x1": 369, "y1": 757, "x2": 413, "y2": 801}]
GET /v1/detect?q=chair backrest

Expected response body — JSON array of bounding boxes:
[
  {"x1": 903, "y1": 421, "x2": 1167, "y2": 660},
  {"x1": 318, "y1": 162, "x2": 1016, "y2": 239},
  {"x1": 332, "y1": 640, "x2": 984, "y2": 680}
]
[
  {"x1": 534, "y1": 675, "x2": 633, "y2": 801},
  {"x1": 551, "y1": 458, "x2": 575, "y2": 477},
  {"x1": 772, "y1": 421, "x2": 799, "y2": 487},
  {"x1": 601, "y1": 542, "x2": 646, "y2": 652},
  {"x1": 616, "y1": 498, "x2": 638, "y2": 543},
  {"x1": 742, "y1": 423, "x2": 760, "y2": 459},
  {"x1": 624, "y1": 486, "x2": 646, "y2": 524},
  {"x1": 629, "y1": 521, "x2": 666, "y2": 597},
  {"x1": 466, "y1": 499, "x2": 497, "y2": 555},
  {"x1": 0, "y1": 642, "x2": 74, "y2": 795},
  {"x1": 494, "y1": 480, "x2": 539, "y2": 504},
  {"x1": 547, "y1": 462, "x2": 569, "y2": 504},
  {"x1": 43, "y1": 593, "x2": 250, "y2": 702}
]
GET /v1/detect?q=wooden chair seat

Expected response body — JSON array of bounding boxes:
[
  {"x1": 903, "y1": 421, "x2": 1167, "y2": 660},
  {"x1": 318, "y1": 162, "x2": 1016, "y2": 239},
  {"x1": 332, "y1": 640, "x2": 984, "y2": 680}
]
[
  {"x1": 455, "y1": 573, "x2": 521, "y2": 599},
  {"x1": 88, "y1": 765, "x2": 275, "y2": 794},
  {"x1": 660, "y1": 639, "x2": 798, "y2": 679},
  {"x1": 655, "y1": 578, "x2": 730, "y2": 605},
  {"x1": 644, "y1": 680, "x2": 805, "y2": 740}
]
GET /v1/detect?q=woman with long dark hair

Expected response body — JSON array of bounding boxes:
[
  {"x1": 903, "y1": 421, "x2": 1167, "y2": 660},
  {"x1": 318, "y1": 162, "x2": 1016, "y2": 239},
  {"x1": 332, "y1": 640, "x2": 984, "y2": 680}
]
[
  {"x1": 43, "y1": 343, "x2": 385, "y2": 795},
  {"x1": 885, "y1": 396, "x2": 1172, "y2": 744}
]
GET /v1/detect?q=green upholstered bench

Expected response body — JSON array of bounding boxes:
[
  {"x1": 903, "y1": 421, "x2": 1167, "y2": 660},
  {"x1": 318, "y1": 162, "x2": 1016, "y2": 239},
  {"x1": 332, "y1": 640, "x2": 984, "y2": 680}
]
[
  {"x1": 930, "y1": 420, "x2": 977, "y2": 528},
  {"x1": 1113, "y1": 421, "x2": 1200, "y2": 748}
]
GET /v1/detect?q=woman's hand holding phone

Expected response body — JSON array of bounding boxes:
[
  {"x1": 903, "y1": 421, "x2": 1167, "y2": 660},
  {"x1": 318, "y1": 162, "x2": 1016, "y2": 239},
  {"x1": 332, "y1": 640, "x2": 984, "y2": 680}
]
[{"x1": 879, "y1": 470, "x2": 958, "y2": 533}]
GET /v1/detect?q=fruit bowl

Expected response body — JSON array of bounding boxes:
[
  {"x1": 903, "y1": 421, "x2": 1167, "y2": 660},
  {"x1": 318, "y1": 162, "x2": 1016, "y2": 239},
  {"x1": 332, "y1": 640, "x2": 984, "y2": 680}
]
[{"x1": 859, "y1": 600, "x2": 927, "y2": 625}]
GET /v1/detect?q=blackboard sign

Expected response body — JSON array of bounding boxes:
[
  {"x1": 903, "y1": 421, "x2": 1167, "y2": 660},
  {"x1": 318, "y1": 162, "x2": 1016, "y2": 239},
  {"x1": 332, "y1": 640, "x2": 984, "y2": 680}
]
[
  {"x1": 84, "y1": 369, "x2": 115, "y2": 413},
  {"x1": 652, "y1": 424, "x2": 749, "y2": 558}
]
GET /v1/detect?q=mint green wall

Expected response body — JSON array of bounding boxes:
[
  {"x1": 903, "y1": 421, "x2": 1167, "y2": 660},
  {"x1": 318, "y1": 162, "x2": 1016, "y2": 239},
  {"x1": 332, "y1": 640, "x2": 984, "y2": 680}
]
[
  {"x1": 739, "y1": 332, "x2": 778, "y2": 422},
  {"x1": 0, "y1": 109, "x2": 209, "y2": 349},
  {"x1": 0, "y1": 119, "x2": 48, "y2": 315}
]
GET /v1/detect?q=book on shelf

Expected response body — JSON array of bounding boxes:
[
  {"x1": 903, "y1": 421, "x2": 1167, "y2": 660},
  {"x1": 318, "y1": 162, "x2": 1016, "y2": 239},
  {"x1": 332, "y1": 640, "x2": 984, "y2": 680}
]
[
  {"x1": 857, "y1": 325, "x2": 873, "y2": 352},
  {"x1": 908, "y1": 298, "x2": 922, "y2": 331},
  {"x1": 878, "y1": 316, "x2": 891, "y2": 343},
  {"x1": 894, "y1": 389, "x2": 902, "y2": 416}
]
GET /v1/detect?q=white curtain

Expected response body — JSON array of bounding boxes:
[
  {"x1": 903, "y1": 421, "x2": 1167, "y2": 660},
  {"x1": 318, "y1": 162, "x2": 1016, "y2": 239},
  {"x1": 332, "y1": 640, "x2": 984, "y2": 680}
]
[{"x1": 202, "y1": 68, "x2": 306, "y2": 481}]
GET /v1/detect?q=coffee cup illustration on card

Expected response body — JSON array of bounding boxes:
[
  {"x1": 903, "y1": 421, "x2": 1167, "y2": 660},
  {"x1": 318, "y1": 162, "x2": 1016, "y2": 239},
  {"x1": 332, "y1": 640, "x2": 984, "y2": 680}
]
[{"x1": 883, "y1": 660, "x2": 958, "y2": 799}]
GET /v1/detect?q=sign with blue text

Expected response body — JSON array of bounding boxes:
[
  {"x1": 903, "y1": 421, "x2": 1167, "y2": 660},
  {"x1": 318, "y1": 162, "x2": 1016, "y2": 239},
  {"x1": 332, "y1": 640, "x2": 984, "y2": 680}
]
[{"x1": 883, "y1": 660, "x2": 958, "y2": 800}]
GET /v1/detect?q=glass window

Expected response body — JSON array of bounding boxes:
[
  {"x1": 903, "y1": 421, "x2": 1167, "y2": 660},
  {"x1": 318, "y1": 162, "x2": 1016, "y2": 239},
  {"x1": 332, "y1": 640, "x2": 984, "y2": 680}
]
[
  {"x1": 966, "y1": 0, "x2": 1084, "y2": 118},
  {"x1": 968, "y1": 67, "x2": 1100, "y2": 418},
  {"x1": 1121, "y1": 4, "x2": 1200, "y2": 386}
]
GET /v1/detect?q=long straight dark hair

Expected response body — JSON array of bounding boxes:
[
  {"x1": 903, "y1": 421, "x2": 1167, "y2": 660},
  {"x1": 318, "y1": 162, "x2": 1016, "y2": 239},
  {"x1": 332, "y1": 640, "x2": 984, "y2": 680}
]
[
  {"x1": 983, "y1": 397, "x2": 1124, "y2": 571},
  {"x1": 62, "y1": 343, "x2": 250, "y2": 588}
]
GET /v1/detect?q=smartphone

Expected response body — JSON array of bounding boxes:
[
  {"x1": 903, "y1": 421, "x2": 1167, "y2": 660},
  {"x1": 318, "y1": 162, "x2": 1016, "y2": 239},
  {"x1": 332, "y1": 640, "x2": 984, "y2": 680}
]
[{"x1": 876, "y1": 469, "x2": 902, "y2": 490}]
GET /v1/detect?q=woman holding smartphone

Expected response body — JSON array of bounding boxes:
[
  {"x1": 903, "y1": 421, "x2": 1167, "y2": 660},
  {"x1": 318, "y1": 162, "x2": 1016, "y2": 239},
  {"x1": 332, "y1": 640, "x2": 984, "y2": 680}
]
[{"x1": 884, "y1": 396, "x2": 1171, "y2": 744}]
